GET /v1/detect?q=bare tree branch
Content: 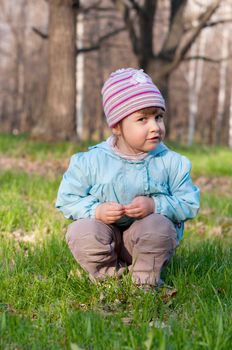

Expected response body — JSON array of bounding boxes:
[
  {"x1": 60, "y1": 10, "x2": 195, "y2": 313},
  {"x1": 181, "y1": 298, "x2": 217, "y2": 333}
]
[
  {"x1": 112, "y1": 0, "x2": 139, "y2": 55},
  {"x1": 170, "y1": 0, "x2": 188, "y2": 25},
  {"x1": 32, "y1": 22, "x2": 126, "y2": 48},
  {"x1": 192, "y1": 0, "x2": 208, "y2": 8},
  {"x1": 184, "y1": 54, "x2": 232, "y2": 63},
  {"x1": 161, "y1": 0, "x2": 188, "y2": 60},
  {"x1": 204, "y1": 18, "x2": 232, "y2": 27},
  {"x1": 128, "y1": 0, "x2": 143, "y2": 14},
  {"x1": 86, "y1": 14, "x2": 122, "y2": 20},
  {"x1": 32, "y1": 27, "x2": 48, "y2": 39},
  {"x1": 76, "y1": 26, "x2": 126, "y2": 54},
  {"x1": 80, "y1": 0, "x2": 117, "y2": 13},
  {"x1": 72, "y1": 0, "x2": 80, "y2": 9},
  {"x1": 170, "y1": 0, "x2": 221, "y2": 72},
  {"x1": 82, "y1": 6, "x2": 115, "y2": 13},
  {"x1": 138, "y1": 0, "x2": 157, "y2": 67}
]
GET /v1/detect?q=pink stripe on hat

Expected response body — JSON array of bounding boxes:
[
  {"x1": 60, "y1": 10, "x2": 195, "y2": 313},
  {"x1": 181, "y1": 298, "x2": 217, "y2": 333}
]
[
  {"x1": 103, "y1": 84, "x2": 136, "y2": 108},
  {"x1": 101, "y1": 68, "x2": 165, "y2": 127},
  {"x1": 108, "y1": 97, "x2": 164, "y2": 125},
  {"x1": 108, "y1": 90, "x2": 160, "y2": 115}
]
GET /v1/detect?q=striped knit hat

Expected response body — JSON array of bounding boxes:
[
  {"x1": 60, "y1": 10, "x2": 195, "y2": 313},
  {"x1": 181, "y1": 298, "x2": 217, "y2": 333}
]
[{"x1": 102, "y1": 68, "x2": 165, "y2": 128}]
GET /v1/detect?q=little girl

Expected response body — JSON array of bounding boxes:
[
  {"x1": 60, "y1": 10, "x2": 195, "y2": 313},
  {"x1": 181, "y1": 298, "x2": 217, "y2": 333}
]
[{"x1": 56, "y1": 68, "x2": 200, "y2": 287}]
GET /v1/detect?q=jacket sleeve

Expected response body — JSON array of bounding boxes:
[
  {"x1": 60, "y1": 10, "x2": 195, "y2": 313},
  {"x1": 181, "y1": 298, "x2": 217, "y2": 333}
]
[
  {"x1": 153, "y1": 155, "x2": 200, "y2": 223},
  {"x1": 55, "y1": 154, "x2": 99, "y2": 219}
]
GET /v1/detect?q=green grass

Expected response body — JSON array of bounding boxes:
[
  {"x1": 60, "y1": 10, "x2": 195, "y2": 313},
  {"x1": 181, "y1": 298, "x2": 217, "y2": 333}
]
[
  {"x1": 168, "y1": 142, "x2": 232, "y2": 177},
  {"x1": 0, "y1": 134, "x2": 232, "y2": 349},
  {"x1": 0, "y1": 133, "x2": 94, "y2": 161},
  {"x1": 0, "y1": 133, "x2": 231, "y2": 176}
]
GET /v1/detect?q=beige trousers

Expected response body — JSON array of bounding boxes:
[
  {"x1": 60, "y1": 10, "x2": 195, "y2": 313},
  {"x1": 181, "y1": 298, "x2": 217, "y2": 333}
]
[{"x1": 66, "y1": 213, "x2": 178, "y2": 286}]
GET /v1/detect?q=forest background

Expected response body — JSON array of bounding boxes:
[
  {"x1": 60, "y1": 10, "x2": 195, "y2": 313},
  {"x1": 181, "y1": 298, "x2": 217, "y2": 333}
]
[
  {"x1": 1, "y1": 1, "x2": 232, "y2": 349},
  {"x1": 1, "y1": 0, "x2": 232, "y2": 146}
]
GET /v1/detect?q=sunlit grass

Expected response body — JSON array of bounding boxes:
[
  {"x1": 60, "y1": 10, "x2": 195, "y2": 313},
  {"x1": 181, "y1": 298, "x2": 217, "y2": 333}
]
[
  {"x1": 0, "y1": 133, "x2": 92, "y2": 161},
  {"x1": 1, "y1": 134, "x2": 232, "y2": 349},
  {"x1": 0, "y1": 133, "x2": 231, "y2": 176}
]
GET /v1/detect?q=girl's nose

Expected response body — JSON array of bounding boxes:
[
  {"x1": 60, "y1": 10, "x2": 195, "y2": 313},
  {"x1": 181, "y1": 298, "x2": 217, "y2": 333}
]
[{"x1": 149, "y1": 118, "x2": 160, "y2": 131}]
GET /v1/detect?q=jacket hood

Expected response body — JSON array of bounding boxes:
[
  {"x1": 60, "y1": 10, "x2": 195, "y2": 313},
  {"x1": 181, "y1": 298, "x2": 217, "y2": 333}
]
[{"x1": 89, "y1": 140, "x2": 169, "y2": 160}]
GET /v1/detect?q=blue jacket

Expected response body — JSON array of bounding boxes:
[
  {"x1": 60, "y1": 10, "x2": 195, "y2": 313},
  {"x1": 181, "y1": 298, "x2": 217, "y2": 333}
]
[{"x1": 56, "y1": 141, "x2": 200, "y2": 240}]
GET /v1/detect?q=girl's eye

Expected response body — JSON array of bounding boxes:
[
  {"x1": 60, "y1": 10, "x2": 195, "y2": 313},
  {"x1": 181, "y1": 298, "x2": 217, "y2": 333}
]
[
  {"x1": 137, "y1": 117, "x2": 146, "y2": 122},
  {"x1": 156, "y1": 114, "x2": 163, "y2": 121}
]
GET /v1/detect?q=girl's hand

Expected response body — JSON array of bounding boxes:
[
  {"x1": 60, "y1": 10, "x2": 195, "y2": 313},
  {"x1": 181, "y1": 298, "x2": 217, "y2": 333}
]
[
  {"x1": 124, "y1": 196, "x2": 154, "y2": 219},
  {"x1": 95, "y1": 202, "x2": 125, "y2": 224}
]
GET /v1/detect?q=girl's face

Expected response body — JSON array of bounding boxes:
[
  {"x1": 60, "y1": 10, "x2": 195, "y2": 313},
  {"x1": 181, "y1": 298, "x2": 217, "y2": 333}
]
[{"x1": 112, "y1": 107, "x2": 165, "y2": 154}]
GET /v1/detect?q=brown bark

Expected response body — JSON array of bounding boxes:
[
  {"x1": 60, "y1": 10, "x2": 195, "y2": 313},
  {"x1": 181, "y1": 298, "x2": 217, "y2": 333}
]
[
  {"x1": 113, "y1": 0, "x2": 221, "y2": 138},
  {"x1": 32, "y1": 0, "x2": 77, "y2": 141},
  {"x1": 146, "y1": 59, "x2": 171, "y2": 136}
]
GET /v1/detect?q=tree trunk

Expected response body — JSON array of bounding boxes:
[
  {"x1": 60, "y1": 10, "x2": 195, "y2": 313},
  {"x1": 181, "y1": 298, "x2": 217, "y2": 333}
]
[
  {"x1": 114, "y1": 0, "x2": 222, "y2": 142},
  {"x1": 187, "y1": 30, "x2": 207, "y2": 146},
  {"x1": 215, "y1": 25, "x2": 229, "y2": 145},
  {"x1": 76, "y1": 11, "x2": 84, "y2": 140},
  {"x1": 32, "y1": 0, "x2": 77, "y2": 141},
  {"x1": 146, "y1": 59, "x2": 171, "y2": 137},
  {"x1": 229, "y1": 87, "x2": 232, "y2": 148}
]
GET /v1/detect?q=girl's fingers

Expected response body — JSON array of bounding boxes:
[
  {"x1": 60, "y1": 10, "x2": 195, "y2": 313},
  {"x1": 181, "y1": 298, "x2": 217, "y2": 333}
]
[
  {"x1": 108, "y1": 216, "x2": 123, "y2": 220},
  {"x1": 124, "y1": 204, "x2": 137, "y2": 210},
  {"x1": 125, "y1": 212, "x2": 142, "y2": 218},
  {"x1": 125, "y1": 213, "x2": 140, "y2": 217},
  {"x1": 108, "y1": 202, "x2": 124, "y2": 210},
  {"x1": 107, "y1": 208, "x2": 125, "y2": 215},
  {"x1": 107, "y1": 210, "x2": 124, "y2": 216},
  {"x1": 124, "y1": 207, "x2": 141, "y2": 215},
  {"x1": 106, "y1": 211, "x2": 124, "y2": 218},
  {"x1": 106, "y1": 215, "x2": 124, "y2": 223}
]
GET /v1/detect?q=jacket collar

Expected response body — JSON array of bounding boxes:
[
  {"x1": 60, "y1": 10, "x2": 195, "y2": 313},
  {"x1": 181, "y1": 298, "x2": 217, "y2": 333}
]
[{"x1": 89, "y1": 140, "x2": 169, "y2": 161}]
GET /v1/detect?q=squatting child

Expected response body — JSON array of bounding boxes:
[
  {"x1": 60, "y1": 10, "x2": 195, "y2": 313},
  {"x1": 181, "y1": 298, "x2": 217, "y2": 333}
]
[{"x1": 56, "y1": 68, "x2": 200, "y2": 287}]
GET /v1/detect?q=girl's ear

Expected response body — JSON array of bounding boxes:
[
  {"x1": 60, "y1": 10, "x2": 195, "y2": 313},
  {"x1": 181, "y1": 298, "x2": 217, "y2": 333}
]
[{"x1": 112, "y1": 123, "x2": 121, "y2": 136}]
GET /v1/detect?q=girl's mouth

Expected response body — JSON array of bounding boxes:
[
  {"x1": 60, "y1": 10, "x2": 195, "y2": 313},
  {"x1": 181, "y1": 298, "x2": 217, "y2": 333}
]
[{"x1": 147, "y1": 136, "x2": 160, "y2": 142}]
